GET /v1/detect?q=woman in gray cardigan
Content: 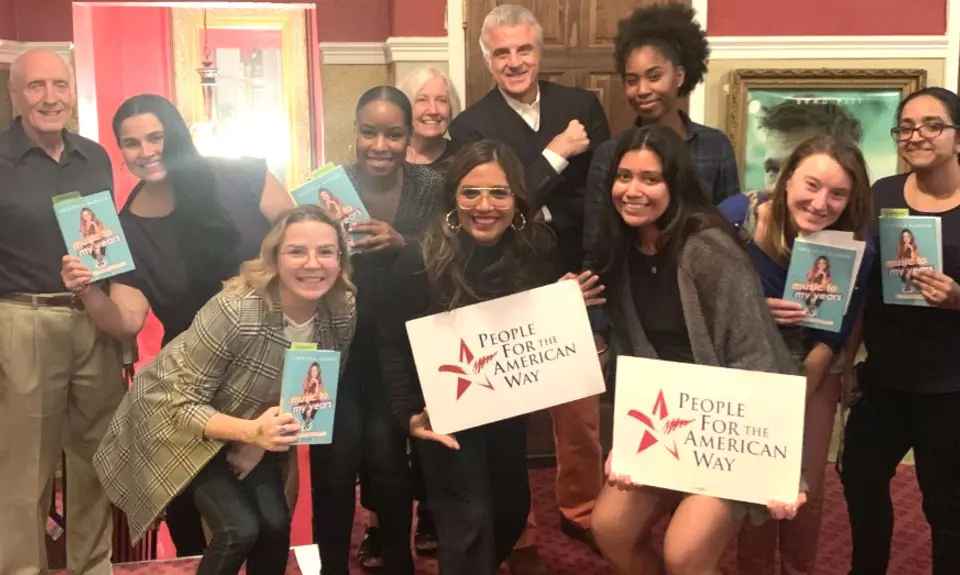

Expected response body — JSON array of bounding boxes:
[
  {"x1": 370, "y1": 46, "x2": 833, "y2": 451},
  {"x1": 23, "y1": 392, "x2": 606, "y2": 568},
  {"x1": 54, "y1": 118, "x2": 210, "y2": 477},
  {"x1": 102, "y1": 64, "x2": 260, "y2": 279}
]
[{"x1": 588, "y1": 125, "x2": 807, "y2": 575}]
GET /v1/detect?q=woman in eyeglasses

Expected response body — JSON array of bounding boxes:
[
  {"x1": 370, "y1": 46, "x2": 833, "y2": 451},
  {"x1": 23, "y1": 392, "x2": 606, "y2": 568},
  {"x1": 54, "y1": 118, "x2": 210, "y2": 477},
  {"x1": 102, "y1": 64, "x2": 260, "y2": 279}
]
[
  {"x1": 839, "y1": 87, "x2": 960, "y2": 574},
  {"x1": 379, "y1": 140, "x2": 603, "y2": 574}
]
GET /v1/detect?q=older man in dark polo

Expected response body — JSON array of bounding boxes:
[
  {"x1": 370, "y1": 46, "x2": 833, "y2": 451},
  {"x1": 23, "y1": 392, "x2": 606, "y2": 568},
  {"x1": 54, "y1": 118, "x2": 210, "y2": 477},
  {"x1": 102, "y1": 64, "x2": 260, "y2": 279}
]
[{"x1": 0, "y1": 50, "x2": 124, "y2": 575}]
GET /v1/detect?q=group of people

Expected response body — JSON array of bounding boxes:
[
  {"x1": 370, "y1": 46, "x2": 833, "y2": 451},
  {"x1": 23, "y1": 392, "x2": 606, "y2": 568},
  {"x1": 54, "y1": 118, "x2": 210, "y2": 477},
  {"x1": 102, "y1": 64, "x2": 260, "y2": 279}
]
[{"x1": 1, "y1": 3, "x2": 958, "y2": 575}]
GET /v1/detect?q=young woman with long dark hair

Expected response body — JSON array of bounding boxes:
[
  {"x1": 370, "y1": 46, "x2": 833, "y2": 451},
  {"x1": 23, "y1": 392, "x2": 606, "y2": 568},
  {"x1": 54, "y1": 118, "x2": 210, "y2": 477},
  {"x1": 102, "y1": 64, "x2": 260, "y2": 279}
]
[
  {"x1": 588, "y1": 124, "x2": 806, "y2": 574},
  {"x1": 379, "y1": 140, "x2": 603, "y2": 574},
  {"x1": 61, "y1": 93, "x2": 293, "y2": 557}
]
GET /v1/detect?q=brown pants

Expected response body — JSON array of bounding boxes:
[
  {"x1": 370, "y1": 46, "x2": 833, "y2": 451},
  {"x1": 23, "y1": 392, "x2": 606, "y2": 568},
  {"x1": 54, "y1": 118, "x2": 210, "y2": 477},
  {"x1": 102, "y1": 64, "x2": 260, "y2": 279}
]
[
  {"x1": 0, "y1": 298, "x2": 125, "y2": 575},
  {"x1": 515, "y1": 395, "x2": 604, "y2": 548}
]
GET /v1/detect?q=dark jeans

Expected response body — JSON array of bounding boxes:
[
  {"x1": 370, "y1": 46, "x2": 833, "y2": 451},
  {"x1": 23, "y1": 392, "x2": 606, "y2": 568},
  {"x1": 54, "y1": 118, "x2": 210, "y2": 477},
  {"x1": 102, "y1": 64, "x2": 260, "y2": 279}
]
[
  {"x1": 310, "y1": 339, "x2": 413, "y2": 575},
  {"x1": 417, "y1": 416, "x2": 530, "y2": 575},
  {"x1": 840, "y1": 383, "x2": 960, "y2": 575},
  {"x1": 165, "y1": 492, "x2": 207, "y2": 557},
  {"x1": 360, "y1": 443, "x2": 427, "y2": 512},
  {"x1": 185, "y1": 450, "x2": 291, "y2": 575}
]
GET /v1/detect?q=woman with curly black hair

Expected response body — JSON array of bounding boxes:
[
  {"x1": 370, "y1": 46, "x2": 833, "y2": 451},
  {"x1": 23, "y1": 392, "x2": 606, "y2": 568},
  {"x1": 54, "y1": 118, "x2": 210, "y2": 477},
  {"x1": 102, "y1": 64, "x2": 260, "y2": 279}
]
[{"x1": 584, "y1": 3, "x2": 740, "y2": 272}]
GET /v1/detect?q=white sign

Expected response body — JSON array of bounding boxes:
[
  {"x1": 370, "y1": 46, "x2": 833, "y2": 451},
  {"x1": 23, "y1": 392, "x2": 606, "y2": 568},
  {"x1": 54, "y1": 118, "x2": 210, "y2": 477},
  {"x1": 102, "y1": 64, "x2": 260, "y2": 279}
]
[
  {"x1": 611, "y1": 356, "x2": 806, "y2": 506},
  {"x1": 406, "y1": 280, "x2": 605, "y2": 434}
]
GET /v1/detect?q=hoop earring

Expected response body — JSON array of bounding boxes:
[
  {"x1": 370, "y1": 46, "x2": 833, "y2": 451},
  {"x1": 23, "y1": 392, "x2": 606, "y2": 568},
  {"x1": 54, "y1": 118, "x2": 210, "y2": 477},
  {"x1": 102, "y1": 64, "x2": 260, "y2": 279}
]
[
  {"x1": 511, "y1": 212, "x2": 527, "y2": 232},
  {"x1": 445, "y1": 210, "x2": 461, "y2": 231}
]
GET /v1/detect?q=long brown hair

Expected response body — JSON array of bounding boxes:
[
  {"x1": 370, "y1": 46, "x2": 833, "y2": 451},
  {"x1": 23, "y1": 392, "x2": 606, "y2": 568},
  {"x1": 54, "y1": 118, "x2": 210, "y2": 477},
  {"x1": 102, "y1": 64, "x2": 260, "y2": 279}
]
[
  {"x1": 420, "y1": 140, "x2": 555, "y2": 311},
  {"x1": 763, "y1": 134, "x2": 873, "y2": 259},
  {"x1": 224, "y1": 205, "x2": 355, "y2": 314}
]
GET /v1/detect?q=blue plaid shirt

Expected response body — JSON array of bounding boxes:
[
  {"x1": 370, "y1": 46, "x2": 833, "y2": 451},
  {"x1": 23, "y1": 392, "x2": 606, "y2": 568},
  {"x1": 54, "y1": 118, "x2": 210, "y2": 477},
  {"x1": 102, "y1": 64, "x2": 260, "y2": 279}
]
[{"x1": 582, "y1": 112, "x2": 741, "y2": 333}]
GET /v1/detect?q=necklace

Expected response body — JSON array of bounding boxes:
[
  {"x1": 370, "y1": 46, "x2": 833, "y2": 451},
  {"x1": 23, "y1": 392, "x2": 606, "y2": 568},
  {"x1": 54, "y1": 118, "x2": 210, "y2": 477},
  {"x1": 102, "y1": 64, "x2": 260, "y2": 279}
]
[{"x1": 650, "y1": 265, "x2": 657, "y2": 274}]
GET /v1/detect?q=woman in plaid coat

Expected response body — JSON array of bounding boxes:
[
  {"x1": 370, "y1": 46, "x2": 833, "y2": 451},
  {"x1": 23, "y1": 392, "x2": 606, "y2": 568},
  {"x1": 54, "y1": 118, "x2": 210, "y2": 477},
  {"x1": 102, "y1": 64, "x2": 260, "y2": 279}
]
[{"x1": 94, "y1": 205, "x2": 357, "y2": 575}]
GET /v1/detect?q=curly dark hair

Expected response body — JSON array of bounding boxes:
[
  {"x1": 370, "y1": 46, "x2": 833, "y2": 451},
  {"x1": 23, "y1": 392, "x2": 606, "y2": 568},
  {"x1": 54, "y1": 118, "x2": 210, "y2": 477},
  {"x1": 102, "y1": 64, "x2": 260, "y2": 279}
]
[
  {"x1": 761, "y1": 100, "x2": 864, "y2": 144},
  {"x1": 613, "y1": 3, "x2": 709, "y2": 97}
]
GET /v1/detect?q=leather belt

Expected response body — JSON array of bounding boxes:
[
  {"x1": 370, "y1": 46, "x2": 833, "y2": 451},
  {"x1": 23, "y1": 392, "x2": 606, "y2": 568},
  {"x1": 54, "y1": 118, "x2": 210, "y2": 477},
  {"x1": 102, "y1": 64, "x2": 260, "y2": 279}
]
[{"x1": 1, "y1": 292, "x2": 86, "y2": 310}]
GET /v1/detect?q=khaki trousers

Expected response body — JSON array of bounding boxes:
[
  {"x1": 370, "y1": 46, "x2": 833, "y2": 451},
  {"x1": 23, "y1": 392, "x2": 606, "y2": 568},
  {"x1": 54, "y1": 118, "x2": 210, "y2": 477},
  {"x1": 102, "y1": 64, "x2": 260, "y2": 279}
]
[
  {"x1": 0, "y1": 298, "x2": 125, "y2": 575},
  {"x1": 515, "y1": 395, "x2": 604, "y2": 548}
]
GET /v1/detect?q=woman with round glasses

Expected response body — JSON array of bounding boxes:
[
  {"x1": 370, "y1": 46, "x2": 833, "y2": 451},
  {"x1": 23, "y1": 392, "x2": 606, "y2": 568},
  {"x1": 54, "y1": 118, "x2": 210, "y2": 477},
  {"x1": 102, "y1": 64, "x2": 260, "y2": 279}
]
[
  {"x1": 840, "y1": 87, "x2": 960, "y2": 574},
  {"x1": 94, "y1": 205, "x2": 355, "y2": 575},
  {"x1": 379, "y1": 140, "x2": 603, "y2": 574}
]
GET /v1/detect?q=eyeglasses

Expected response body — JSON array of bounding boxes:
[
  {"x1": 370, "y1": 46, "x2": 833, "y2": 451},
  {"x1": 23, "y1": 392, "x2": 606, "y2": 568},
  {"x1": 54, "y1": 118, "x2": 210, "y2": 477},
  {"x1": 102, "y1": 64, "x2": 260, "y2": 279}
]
[
  {"x1": 456, "y1": 187, "x2": 515, "y2": 209},
  {"x1": 280, "y1": 246, "x2": 340, "y2": 266},
  {"x1": 890, "y1": 122, "x2": 959, "y2": 141}
]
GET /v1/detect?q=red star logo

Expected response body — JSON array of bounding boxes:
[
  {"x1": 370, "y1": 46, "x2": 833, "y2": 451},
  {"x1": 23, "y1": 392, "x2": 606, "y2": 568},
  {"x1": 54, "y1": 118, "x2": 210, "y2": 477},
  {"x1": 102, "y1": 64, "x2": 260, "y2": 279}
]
[
  {"x1": 628, "y1": 390, "x2": 694, "y2": 460},
  {"x1": 437, "y1": 339, "x2": 497, "y2": 400}
]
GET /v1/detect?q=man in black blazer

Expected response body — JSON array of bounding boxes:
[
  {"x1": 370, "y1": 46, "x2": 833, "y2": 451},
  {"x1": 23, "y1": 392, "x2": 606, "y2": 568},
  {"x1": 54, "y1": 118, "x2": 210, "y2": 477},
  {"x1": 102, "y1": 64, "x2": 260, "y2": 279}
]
[
  {"x1": 449, "y1": 4, "x2": 611, "y2": 570},
  {"x1": 449, "y1": 9, "x2": 610, "y2": 275}
]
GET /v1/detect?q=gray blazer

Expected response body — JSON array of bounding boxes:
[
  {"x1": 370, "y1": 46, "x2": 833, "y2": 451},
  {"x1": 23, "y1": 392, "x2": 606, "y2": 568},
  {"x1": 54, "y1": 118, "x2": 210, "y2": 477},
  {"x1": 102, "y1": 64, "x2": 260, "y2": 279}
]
[{"x1": 610, "y1": 227, "x2": 803, "y2": 523}]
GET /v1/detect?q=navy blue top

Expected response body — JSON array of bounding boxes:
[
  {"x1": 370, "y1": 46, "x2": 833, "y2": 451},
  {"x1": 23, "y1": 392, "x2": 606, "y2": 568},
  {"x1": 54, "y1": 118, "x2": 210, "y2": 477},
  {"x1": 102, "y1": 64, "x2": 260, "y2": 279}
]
[
  {"x1": 718, "y1": 191, "x2": 874, "y2": 354},
  {"x1": 115, "y1": 157, "x2": 271, "y2": 344}
]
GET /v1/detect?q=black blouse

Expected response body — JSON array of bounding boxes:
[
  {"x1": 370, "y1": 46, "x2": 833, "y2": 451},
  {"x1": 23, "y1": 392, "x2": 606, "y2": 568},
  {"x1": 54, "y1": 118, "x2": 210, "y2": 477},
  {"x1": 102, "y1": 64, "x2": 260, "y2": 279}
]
[
  {"x1": 627, "y1": 248, "x2": 695, "y2": 364},
  {"x1": 114, "y1": 157, "x2": 271, "y2": 344},
  {"x1": 861, "y1": 173, "x2": 960, "y2": 393},
  {"x1": 378, "y1": 230, "x2": 560, "y2": 428}
]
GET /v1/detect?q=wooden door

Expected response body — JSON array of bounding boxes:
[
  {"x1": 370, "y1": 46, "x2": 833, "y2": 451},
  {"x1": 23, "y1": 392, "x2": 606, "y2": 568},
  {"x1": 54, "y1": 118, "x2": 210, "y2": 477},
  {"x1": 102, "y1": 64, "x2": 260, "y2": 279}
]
[{"x1": 465, "y1": 0, "x2": 692, "y2": 135}]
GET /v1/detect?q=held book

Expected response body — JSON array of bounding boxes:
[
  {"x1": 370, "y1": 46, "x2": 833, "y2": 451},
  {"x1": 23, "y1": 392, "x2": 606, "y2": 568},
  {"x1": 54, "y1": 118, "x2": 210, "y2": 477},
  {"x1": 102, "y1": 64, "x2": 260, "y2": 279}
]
[
  {"x1": 53, "y1": 190, "x2": 135, "y2": 281},
  {"x1": 279, "y1": 344, "x2": 341, "y2": 445},
  {"x1": 878, "y1": 210, "x2": 943, "y2": 307},
  {"x1": 782, "y1": 230, "x2": 864, "y2": 333},
  {"x1": 291, "y1": 165, "x2": 370, "y2": 251}
]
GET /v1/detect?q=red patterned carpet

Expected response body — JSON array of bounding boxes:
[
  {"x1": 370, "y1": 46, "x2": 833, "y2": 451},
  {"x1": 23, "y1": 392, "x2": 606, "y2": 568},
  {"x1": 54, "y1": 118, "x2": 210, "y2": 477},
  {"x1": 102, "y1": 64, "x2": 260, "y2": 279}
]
[{"x1": 56, "y1": 464, "x2": 930, "y2": 575}]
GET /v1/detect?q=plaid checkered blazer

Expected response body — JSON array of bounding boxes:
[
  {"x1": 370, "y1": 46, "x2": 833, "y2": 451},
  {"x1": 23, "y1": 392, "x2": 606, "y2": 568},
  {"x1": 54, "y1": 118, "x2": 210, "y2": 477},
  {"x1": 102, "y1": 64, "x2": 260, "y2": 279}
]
[{"x1": 93, "y1": 284, "x2": 357, "y2": 542}]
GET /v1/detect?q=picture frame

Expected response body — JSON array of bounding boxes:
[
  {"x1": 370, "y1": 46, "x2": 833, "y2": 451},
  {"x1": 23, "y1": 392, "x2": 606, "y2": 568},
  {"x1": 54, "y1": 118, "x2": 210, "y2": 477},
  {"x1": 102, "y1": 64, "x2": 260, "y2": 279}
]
[{"x1": 726, "y1": 68, "x2": 927, "y2": 190}]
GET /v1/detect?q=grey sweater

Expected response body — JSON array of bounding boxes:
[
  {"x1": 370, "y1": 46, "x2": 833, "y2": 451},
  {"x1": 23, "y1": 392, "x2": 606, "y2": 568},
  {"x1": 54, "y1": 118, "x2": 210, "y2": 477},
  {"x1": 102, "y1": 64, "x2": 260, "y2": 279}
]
[
  {"x1": 612, "y1": 227, "x2": 799, "y2": 375},
  {"x1": 609, "y1": 227, "x2": 806, "y2": 520}
]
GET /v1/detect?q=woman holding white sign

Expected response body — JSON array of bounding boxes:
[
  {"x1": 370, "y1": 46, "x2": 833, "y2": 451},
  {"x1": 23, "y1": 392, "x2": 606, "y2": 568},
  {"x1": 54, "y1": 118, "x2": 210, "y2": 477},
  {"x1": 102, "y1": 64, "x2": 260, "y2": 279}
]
[
  {"x1": 379, "y1": 139, "x2": 604, "y2": 574},
  {"x1": 588, "y1": 124, "x2": 807, "y2": 575},
  {"x1": 718, "y1": 135, "x2": 873, "y2": 575}
]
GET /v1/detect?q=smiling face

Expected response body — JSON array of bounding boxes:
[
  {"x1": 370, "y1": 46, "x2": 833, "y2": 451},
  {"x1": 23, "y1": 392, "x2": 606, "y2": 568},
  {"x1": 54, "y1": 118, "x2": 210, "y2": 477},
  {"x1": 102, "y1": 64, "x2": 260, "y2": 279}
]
[
  {"x1": 897, "y1": 94, "x2": 960, "y2": 170},
  {"x1": 276, "y1": 220, "x2": 341, "y2": 309},
  {"x1": 902, "y1": 230, "x2": 914, "y2": 245},
  {"x1": 456, "y1": 161, "x2": 516, "y2": 245},
  {"x1": 623, "y1": 46, "x2": 684, "y2": 123},
  {"x1": 412, "y1": 75, "x2": 452, "y2": 139},
  {"x1": 484, "y1": 23, "x2": 540, "y2": 102},
  {"x1": 355, "y1": 100, "x2": 409, "y2": 177},
  {"x1": 10, "y1": 51, "x2": 75, "y2": 137},
  {"x1": 119, "y1": 113, "x2": 167, "y2": 183},
  {"x1": 784, "y1": 153, "x2": 853, "y2": 235},
  {"x1": 611, "y1": 148, "x2": 671, "y2": 228}
]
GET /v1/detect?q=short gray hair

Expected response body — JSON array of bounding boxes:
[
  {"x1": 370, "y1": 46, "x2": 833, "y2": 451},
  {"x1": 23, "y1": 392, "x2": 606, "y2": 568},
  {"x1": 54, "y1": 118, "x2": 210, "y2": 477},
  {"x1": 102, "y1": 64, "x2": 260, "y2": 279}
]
[
  {"x1": 397, "y1": 66, "x2": 462, "y2": 119},
  {"x1": 479, "y1": 4, "x2": 543, "y2": 59}
]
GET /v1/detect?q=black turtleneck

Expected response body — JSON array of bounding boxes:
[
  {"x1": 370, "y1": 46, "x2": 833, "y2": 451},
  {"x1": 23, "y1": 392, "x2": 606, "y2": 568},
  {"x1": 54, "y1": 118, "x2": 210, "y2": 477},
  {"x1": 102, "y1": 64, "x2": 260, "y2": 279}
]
[{"x1": 378, "y1": 233, "x2": 558, "y2": 430}]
